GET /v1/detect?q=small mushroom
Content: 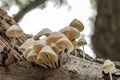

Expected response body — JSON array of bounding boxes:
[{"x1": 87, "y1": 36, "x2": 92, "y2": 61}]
[
  {"x1": 26, "y1": 49, "x2": 37, "y2": 62},
  {"x1": 78, "y1": 35, "x2": 87, "y2": 60},
  {"x1": 60, "y1": 26, "x2": 80, "y2": 41},
  {"x1": 49, "y1": 43, "x2": 59, "y2": 54},
  {"x1": 6, "y1": 24, "x2": 24, "y2": 60},
  {"x1": 71, "y1": 40, "x2": 78, "y2": 56},
  {"x1": 46, "y1": 32, "x2": 66, "y2": 45},
  {"x1": 101, "y1": 59, "x2": 116, "y2": 80},
  {"x1": 56, "y1": 37, "x2": 74, "y2": 66},
  {"x1": 19, "y1": 38, "x2": 35, "y2": 52},
  {"x1": 35, "y1": 55, "x2": 50, "y2": 69},
  {"x1": 34, "y1": 28, "x2": 52, "y2": 40},
  {"x1": 23, "y1": 45, "x2": 33, "y2": 58},
  {"x1": 49, "y1": 43, "x2": 59, "y2": 67},
  {"x1": 69, "y1": 19, "x2": 84, "y2": 32},
  {"x1": 38, "y1": 45, "x2": 58, "y2": 68},
  {"x1": 33, "y1": 38, "x2": 47, "y2": 53}
]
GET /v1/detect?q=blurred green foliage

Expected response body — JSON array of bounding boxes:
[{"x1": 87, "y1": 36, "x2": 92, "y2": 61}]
[{"x1": 0, "y1": 0, "x2": 68, "y2": 22}]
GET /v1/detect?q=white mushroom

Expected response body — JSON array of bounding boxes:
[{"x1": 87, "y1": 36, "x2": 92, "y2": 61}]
[
  {"x1": 19, "y1": 38, "x2": 35, "y2": 52},
  {"x1": 71, "y1": 40, "x2": 78, "y2": 56},
  {"x1": 69, "y1": 18, "x2": 84, "y2": 32},
  {"x1": 46, "y1": 32, "x2": 66, "y2": 45},
  {"x1": 35, "y1": 55, "x2": 50, "y2": 69},
  {"x1": 6, "y1": 24, "x2": 24, "y2": 60},
  {"x1": 56, "y1": 37, "x2": 74, "y2": 66},
  {"x1": 78, "y1": 35, "x2": 87, "y2": 60},
  {"x1": 33, "y1": 38, "x2": 47, "y2": 53},
  {"x1": 101, "y1": 59, "x2": 116, "y2": 80},
  {"x1": 26, "y1": 49, "x2": 37, "y2": 62},
  {"x1": 49, "y1": 43, "x2": 59, "y2": 54},
  {"x1": 59, "y1": 26, "x2": 80, "y2": 41},
  {"x1": 34, "y1": 28, "x2": 52, "y2": 40},
  {"x1": 37, "y1": 45, "x2": 58, "y2": 68},
  {"x1": 23, "y1": 45, "x2": 33, "y2": 58}
]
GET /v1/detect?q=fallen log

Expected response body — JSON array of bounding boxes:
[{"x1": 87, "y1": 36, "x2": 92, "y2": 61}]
[{"x1": 0, "y1": 8, "x2": 120, "y2": 80}]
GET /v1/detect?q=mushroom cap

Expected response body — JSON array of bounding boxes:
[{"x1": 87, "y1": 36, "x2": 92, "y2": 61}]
[
  {"x1": 46, "y1": 32, "x2": 66, "y2": 45},
  {"x1": 6, "y1": 24, "x2": 24, "y2": 37},
  {"x1": 60, "y1": 27, "x2": 80, "y2": 41},
  {"x1": 34, "y1": 58, "x2": 48, "y2": 68},
  {"x1": 23, "y1": 46, "x2": 33, "y2": 58},
  {"x1": 19, "y1": 38, "x2": 35, "y2": 52},
  {"x1": 69, "y1": 19, "x2": 84, "y2": 32},
  {"x1": 49, "y1": 43, "x2": 59, "y2": 53},
  {"x1": 35, "y1": 55, "x2": 46, "y2": 64},
  {"x1": 33, "y1": 38, "x2": 47, "y2": 53},
  {"x1": 56, "y1": 37, "x2": 74, "y2": 53},
  {"x1": 26, "y1": 49, "x2": 37, "y2": 62},
  {"x1": 101, "y1": 59, "x2": 116, "y2": 73},
  {"x1": 34, "y1": 28, "x2": 52, "y2": 40},
  {"x1": 71, "y1": 40, "x2": 78, "y2": 48},
  {"x1": 38, "y1": 45, "x2": 58, "y2": 62},
  {"x1": 77, "y1": 35, "x2": 87, "y2": 46},
  {"x1": 35, "y1": 55, "x2": 52, "y2": 68}
]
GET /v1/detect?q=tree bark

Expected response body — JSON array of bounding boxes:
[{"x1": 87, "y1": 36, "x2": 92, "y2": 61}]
[
  {"x1": 0, "y1": 8, "x2": 27, "y2": 47},
  {"x1": 0, "y1": 54, "x2": 103, "y2": 80},
  {"x1": 92, "y1": 0, "x2": 120, "y2": 61},
  {"x1": 0, "y1": 8, "x2": 27, "y2": 65}
]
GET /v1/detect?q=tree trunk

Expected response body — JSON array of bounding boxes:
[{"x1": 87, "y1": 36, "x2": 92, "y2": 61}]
[{"x1": 92, "y1": 0, "x2": 120, "y2": 61}]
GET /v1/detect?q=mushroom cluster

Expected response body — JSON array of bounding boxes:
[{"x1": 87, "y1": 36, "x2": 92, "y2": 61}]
[
  {"x1": 18, "y1": 18, "x2": 87, "y2": 68},
  {"x1": 69, "y1": 19, "x2": 87, "y2": 60},
  {"x1": 3, "y1": 19, "x2": 87, "y2": 68}
]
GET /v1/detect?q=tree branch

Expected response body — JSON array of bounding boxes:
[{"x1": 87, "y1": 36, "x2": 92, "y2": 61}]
[{"x1": 14, "y1": 0, "x2": 47, "y2": 22}]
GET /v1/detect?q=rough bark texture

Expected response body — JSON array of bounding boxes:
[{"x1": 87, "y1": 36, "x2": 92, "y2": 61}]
[
  {"x1": 0, "y1": 54, "x2": 103, "y2": 80},
  {"x1": 0, "y1": 8, "x2": 27, "y2": 56},
  {"x1": 0, "y1": 8, "x2": 27, "y2": 65},
  {"x1": 92, "y1": 0, "x2": 120, "y2": 61}
]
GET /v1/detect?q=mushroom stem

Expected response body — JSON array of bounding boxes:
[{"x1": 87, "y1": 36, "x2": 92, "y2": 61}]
[
  {"x1": 54, "y1": 52, "x2": 59, "y2": 68},
  {"x1": 72, "y1": 40, "x2": 77, "y2": 56},
  {"x1": 60, "y1": 46, "x2": 65, "y2": 66},
  {"x1": 47, "y1": 55, "x2": 56, "y2": 69},
  {"x1": 10, "y1": 37, "x2": 22, "y2": 60},
  {"x1": 82, "y1": 46, "x2": 85, "y2": 60},
  {"x1": 46, "y1": 60, "x2": 53, "y2": 68},
  {"x1": 73, "y1": 49, "x2": 77, "y2": 56},
  {"x1": 11, "y1": 36, "x2": 16, "y2": 52},
  {"x1": 74, "y1": 42, "x2": 77, "y2": 56},
  {"x1": 109, "y1": 71, "x2": 113, "y2": 80},
  {"x1": 40, "y1": 64, "x2": 48, "y2": 69},
  {"x1": 52, "y1": 61, "x2": 56, "y2": 69},
  {"x1": 55, "y1": 60, "x2": 58, "y2": 68}
]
